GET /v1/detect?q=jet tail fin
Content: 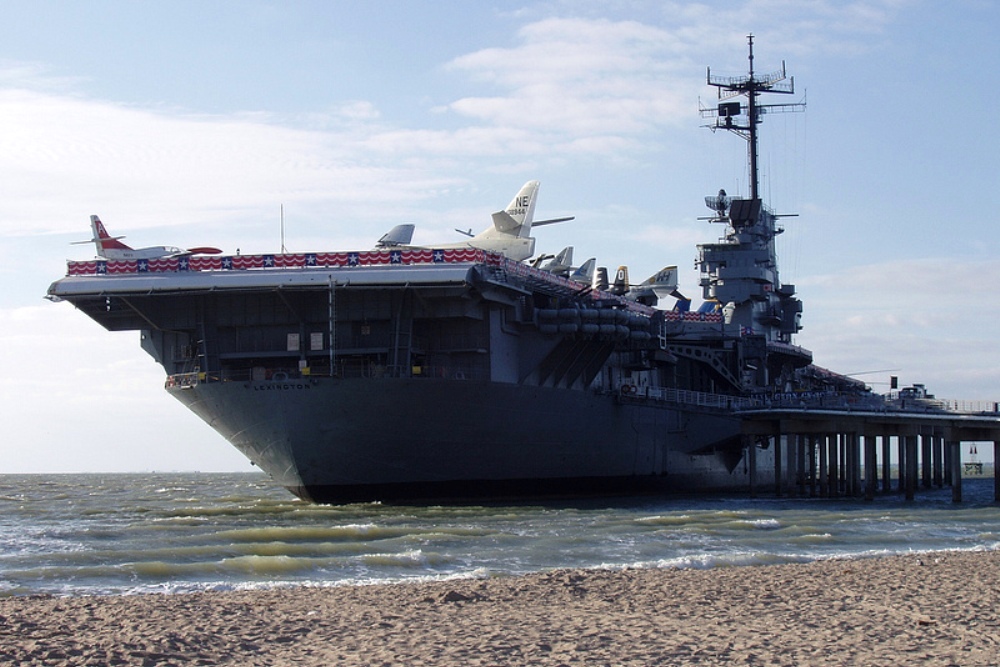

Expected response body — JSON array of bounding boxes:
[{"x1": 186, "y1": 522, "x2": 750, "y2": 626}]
[
  {"x1": 595, "y1": 267, "x2": 610, "y2": 291},
  {"x1": 540, "y1": 246, "x2": 574, "y2": 275},
  {"x1": 431, "y1": 180, "x2": 570, "y2": 262},
  {"x1": 71, "y1": 215, "x2": 132, "y2": 258},
  {"x1": 501, "y1": 180, "x2": 539, "y2": 236},
  {"x1": 377, "y1": 224, "x2": 416, "y2": 248},
  {"x1": 484, "y1": 180, "x2": 540, "y2": 238},
  {"x1": 612, "y1": 266, "x2": 629, "y2": 295},
  {"x1": 569, "y1": 258, "x2": 596, "y2": 285},
  {"x1": 461, "y1": 180, "x2": 542, "y2": 261},
  {"x1": 645, "y1": 266, "x2": 679, "y2": 299}
]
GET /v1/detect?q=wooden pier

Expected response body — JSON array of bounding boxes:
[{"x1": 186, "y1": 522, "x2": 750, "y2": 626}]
[{"x1": 738, "y1": 407, "x2": 1000, "y2": 502}]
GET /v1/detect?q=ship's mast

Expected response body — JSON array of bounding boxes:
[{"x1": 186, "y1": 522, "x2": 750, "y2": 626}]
[
  {"x1": 696, "y1": 35, "x2": 809, "y2": 368},
  {"x1": 702, "y1": 34, "x2": 804, "y2": 200}
]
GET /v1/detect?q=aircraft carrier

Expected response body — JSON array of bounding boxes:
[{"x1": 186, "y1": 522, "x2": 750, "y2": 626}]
[{"x1": 48, "y1": 39, "x2": 874, "y2": 503}]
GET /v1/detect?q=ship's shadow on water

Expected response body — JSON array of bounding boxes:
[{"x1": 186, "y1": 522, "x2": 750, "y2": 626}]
[
  {"x1": 380, "y1": 475, "x2": 998, "y2": 512},
  {"x1": 1, "y1": 473, "x2": 998, "y2": 597}
]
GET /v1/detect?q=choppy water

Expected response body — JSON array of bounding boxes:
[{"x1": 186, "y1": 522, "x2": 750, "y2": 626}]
[{"x1": 1, "y1": 473, "x2": 998, "y2": 597}]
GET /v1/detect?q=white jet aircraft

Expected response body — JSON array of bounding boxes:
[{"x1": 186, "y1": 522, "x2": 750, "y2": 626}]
[{"x1": 376, "y1": 181, "x2": 573, "y2": 262}]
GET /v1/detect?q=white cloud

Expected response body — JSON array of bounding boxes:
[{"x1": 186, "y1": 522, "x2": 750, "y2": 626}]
[
  {"x1": 446, "y1": 17, "x2": 697, "y2": 136},
  {"x1": 796, "y1": 257, "x2": 1000, "y2": 400},
  {"x1": 0, "y1": 87, "x2": 438, "y2": 237}
]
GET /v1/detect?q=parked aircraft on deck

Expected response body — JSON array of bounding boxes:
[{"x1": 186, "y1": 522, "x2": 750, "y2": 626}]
[
  {"x1": 74, "y1": 216, "x2": 223, "y2": 260},
  {"x1": 376, "y1": 181, "x2": 574, "y2": 262},
  {"x1": 532, "y1": 246, "x2": 596, "y2": 286},
  {"x1": 612, "y1": 265, "x2": 687, "y2": 307}
]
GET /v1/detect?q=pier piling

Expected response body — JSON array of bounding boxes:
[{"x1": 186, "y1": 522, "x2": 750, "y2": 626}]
[
  {"x1": 921, "y1": 430, "x2": 933, "y2": 489},
  {"x1": 739, "y1": 407, "x2": 1000, "y2": 503},
  {"x1": 904, "y1": 435, "x2": 918, "y2": 501},
  {"x1": 949, "y1": 441, "x2": 962, "y2": 503},
  {"x1": 796, "y1": 435, "x2": 807, "y2": 497},
  {"x1": 995, "y1": 440, "x2": 1000, "y2": 502},
  {"x1": 818, "y1": 435, "x2": 828, "y2": 497},
  {"x1": 864, "y1": 436, "x2": 877, "y2": 501},
  {"x1": 808, "y1": 436, "x2": 817, "y2": 497},
  {"x1": 881, "y1": 435, "x2": 892, "y2": 493},
  {"x1": 774, "y1": 435, "x2": 783, "y2": 497},
  {"x1": 931, "y1": 431, "x2": 943, "y2": 488}
]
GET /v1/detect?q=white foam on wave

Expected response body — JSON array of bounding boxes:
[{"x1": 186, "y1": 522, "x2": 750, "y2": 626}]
[{"x1": 735, "y1": 518, "x2": 782, "y2": 530}]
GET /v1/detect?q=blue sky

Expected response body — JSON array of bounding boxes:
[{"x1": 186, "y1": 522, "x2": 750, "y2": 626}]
[{"x1": 1, "y1": 0, "x2": 997, "y2": 472}]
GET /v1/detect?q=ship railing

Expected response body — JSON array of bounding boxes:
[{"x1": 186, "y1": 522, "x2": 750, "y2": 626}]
[
  {"x1": 746, "y1": 392, "x2": 888, "y2": 411},
  {"x1": 166, "y1": 363, "x2": 489, "y2": 386},
  {"x1": 883, "y1": 398, "x2": 1000, "y2": 415},
  {"x1": 935, "y1": 399, "x2": 1000, "y2": 414},
  {"x1": 164, "y1": 372, "x2": 201, "y2": 388},
  {"x1": 738, "y1": 392, "x2": 999, "y2": 416},
  {"x1": 620, "y1": 386, "x2": 999, "y2": 417},
  {"x1": 626, "y1": 386, "x2": 758, "y2": 410}
]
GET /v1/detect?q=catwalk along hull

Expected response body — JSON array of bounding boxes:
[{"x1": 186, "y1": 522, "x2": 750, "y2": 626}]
[{"x1": 169, "y1": 376, "x2": 763, "y2": 502}]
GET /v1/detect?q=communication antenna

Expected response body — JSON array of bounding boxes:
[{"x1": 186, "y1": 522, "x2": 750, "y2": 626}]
[
  {"x1": 280, "y1": 204, "x2": 286, "y2": 254},
  {"x1": 700, "y1": 34, "x2": 805, "y2": 200}
]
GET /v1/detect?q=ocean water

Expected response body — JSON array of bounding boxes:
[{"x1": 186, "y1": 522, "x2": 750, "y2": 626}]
[{"x1": 1, "y1": 473, "x2": 998, "y2": 597}]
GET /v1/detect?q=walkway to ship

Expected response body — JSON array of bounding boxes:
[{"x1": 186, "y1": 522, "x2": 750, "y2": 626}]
[{"x1": 737, "y1": 407, "x2": 1000, "y2": 503}]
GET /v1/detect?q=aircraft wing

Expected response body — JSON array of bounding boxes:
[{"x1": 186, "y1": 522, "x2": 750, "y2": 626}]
[
  {"x1": 530, "y1": 216, "x2": 575, "y2": 227},
  {"x1": 491, "y1": 211, "x2": 521, "y2": 234}
]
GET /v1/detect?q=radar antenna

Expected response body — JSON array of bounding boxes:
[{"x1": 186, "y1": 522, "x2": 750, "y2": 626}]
[
  {"x1": 704, "y1": 188, "x2": 732, "y2": 221},
  {"x1": 701, "y1": 34, "x2": 805, "y2": 200}
]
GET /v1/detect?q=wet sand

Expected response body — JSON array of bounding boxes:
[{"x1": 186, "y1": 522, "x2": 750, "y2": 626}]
[{"x1": 2, "y1": 550, "x2": 998, "y2": 666}]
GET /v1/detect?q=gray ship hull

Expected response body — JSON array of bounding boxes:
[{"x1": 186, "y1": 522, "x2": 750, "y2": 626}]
[{"x1": 169, "y1": 376, "x2": 766, "y2": 502}]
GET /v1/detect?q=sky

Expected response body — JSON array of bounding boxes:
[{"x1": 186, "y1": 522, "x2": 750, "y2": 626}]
[{"x1": 1, "y1": 0, "x2": 998, "y2": 473}]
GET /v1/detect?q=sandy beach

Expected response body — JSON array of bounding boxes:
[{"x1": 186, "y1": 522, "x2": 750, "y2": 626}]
[{"x1": 2, "y1": 550, "x2": 998, "y2": 666}]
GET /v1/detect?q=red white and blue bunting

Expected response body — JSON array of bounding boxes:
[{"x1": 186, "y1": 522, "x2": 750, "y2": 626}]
[{"x1": 66, "y1": 247, "x2": 497, "y2": 276}]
